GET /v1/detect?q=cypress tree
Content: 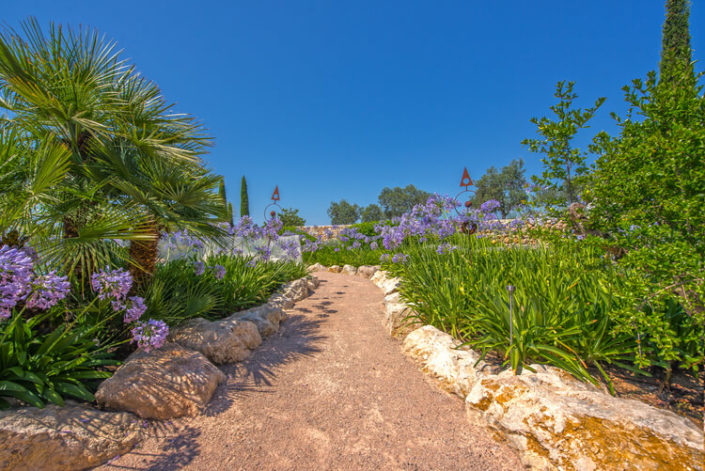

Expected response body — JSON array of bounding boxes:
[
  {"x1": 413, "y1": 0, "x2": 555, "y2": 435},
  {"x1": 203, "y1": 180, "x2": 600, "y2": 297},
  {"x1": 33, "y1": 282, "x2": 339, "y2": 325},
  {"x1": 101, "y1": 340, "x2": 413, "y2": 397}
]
[
  {"x1": 659, "y1": 0, "x2": 693, "y2": 84},
  {"x1": 218, "y1": 179, "x2": 234, "y2": 224},
  {"x1": 240, "y1": 176, "x2": 250, "y2": 217}
]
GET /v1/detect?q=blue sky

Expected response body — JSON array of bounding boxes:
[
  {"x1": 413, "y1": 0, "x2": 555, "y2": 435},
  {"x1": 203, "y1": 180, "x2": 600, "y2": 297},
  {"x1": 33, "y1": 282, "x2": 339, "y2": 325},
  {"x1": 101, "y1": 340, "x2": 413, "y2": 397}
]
[{"x1": 5, "y1": 1, "x2": 705, "y2": 224}]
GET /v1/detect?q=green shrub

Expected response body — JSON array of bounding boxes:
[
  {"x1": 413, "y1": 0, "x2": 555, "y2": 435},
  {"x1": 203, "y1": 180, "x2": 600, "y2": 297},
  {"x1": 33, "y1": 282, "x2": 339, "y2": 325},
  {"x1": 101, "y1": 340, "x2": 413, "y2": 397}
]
[
  {"x1": 386, "y1": 234, "x2": 661, "y2": 390},
  {"x1": 0, "y1": 309, "x2": 118, "y2": 408},
  {"x1": 142, "y1": 255, "x2": 306, "y2": 325}
]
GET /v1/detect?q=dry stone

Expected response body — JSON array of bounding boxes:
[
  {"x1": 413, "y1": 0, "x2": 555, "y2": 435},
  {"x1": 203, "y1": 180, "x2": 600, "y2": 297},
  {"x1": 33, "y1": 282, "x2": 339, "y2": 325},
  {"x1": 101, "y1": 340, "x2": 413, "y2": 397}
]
[
  {"x1": 95, "y1": 343, "x2": 225, "y2": 420},
  {"x1": 328, "y1": 265, "x2": 343, "y2": 273},
  {"x1": 384, "y1": 301, "x2": 421, "y2": 339},
  {"x1": 0, "y1": 404, "x2": 141, "y2": 471},
  {"x1": 356, "y1": 265, "x2": 379, "y2": 278},
  {"x1": 371, "y1": 270, "x2": 400, "y2": 295},
  {"x1": 280, "y1": 278, "x2": 311, "y2": 302},
  {"x1": 465, "y1": 364, "x2": 704, "y2": 470},
  {"x1": 307, "y1": 262, "x2": 326, "y2": 272},
  {"x1": 267, "y1": 292, "x2": 295, "y2": 310},
  {"x1": 232, "y1": 304, "x2": 285, "y2": 338},
  {"x1": 169, "y1": 317, "x2": 262, "y2": 364},
  {"x1": 342, "y1": 264, "x2": 357, "y2": 275},
  {"x1": 403, "y1": 326, "x2": 488, "y2": 397}
]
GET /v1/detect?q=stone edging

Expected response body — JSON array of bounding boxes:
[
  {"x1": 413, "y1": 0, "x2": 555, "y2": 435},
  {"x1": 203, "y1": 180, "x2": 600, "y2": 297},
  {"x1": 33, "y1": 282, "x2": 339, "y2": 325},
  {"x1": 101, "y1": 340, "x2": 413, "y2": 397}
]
[
  {"x1": 0, "y1": 275, "x2": 319, "y2": 471},
  {"x1": 321, "y1": 263, "x2": 705, "y2": 471}
]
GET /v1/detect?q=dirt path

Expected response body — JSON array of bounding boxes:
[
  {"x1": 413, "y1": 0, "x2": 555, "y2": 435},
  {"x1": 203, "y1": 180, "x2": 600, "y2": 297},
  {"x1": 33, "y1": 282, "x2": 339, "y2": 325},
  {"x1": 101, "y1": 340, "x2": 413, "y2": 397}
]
[{"x1": 99, "y1": 271, "x2": 521, "y2": 471}]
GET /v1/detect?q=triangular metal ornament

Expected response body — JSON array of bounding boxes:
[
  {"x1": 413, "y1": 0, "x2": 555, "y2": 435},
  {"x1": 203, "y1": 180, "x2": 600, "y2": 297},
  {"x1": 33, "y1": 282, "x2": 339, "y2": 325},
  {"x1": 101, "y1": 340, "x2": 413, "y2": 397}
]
[
  {"x1": 271, "y1": 186, "x2": 280, "y2": 201},
  {"x1": 460, "y1": 167, "x2": 472, "y2": 188}
]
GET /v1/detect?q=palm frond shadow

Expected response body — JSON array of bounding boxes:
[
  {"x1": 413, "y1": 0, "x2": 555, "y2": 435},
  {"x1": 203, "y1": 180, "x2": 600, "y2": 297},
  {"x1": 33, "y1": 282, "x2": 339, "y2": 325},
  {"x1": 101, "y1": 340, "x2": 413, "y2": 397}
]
[{"x1": 205, "y1": 312, "x2": 326, "y2": 417}]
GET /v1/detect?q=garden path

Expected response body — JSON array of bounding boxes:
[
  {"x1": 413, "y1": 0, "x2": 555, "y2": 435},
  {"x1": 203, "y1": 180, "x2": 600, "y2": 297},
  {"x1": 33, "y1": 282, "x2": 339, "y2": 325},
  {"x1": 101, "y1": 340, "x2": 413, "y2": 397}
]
[{"x1": 99, "y1": 271, "x2": 521, "y2": 471}]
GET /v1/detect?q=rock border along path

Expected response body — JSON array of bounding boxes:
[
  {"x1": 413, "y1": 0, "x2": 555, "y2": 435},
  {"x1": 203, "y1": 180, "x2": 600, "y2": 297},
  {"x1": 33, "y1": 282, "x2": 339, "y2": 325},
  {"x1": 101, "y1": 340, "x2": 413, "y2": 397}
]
[{"x1": 99, "y1": 269, "x2": 522, "y2": 471}]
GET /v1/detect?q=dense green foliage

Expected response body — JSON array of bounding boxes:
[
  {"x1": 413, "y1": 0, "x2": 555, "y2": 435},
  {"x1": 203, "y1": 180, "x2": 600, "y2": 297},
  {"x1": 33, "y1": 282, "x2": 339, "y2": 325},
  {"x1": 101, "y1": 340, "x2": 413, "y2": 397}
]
[
  {"x1": 0, "y1": 301, "x2": 120, "y2": 408},
  {"x1": 385, "y1": 234, "x2": 701, "y2": 391},
  {"x1": 219, "y1": 179, "x2": 234, "y2": 225},
  {"x1": 360, "y1": 204, "x2": 384, "y2": 222},
  {"x1": 303, "y1": 244, "x2": 384, "y2": 267},
  {"x1": 279, "y1": 207, "x2": 306, "y2": 227},
  {"x1": 660, "y1": 0, "x2": 692, "y2": 84},
  {"x1": 142, "y1": 255, "x2": 307, "y2": 325}
]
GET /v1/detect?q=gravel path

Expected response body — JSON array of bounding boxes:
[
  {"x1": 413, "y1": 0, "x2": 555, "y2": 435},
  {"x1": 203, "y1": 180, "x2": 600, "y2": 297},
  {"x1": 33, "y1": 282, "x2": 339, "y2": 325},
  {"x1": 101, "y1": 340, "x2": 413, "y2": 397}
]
[{"x1": 99, "y1": 271, "x2": 521, "y2": 471}]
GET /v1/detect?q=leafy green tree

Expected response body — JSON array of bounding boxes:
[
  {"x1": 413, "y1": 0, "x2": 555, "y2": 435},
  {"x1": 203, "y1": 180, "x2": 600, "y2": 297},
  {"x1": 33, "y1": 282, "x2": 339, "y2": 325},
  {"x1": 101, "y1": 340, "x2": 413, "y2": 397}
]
[
  {"x1": 327, "y1": 200, "x2": 360, "y2": 225},
  {"x1": 660, "y1": 0, "x2": 693, "y2": 85},
  {"x1": 473, "y1": 159, "x2": 527, "y2": 217},
  {"x1": 240, "y1": 176, "x2": 250, "y2": 217},
  {"x1": 378, "y1": 185, "x2": 431, "y2": 218},
  {"x1": 522, "y1": 81, "x2": 605, "y2": 206},
  {"x1": 588, "y1": 62, "x2": 704, "y2": 372},
  {"x1": 279, "y1": 207, "x2": 306, "y2": 227},
  {"x1": 360, "y1": 204, "x2": 384, "y2": 222}
]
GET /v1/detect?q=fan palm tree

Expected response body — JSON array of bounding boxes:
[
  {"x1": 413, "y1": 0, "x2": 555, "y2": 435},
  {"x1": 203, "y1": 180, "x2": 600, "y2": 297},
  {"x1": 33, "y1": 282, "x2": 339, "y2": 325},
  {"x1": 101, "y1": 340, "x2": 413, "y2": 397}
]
[{"x1": 0, "y1": 18, "x2": 225, "y2": 284}]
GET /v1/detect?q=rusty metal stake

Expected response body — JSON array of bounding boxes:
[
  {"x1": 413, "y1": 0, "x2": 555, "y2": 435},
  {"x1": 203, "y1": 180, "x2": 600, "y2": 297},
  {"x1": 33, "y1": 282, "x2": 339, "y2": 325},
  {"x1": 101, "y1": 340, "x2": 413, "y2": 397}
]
[{"x1": 507, "y1": 284, "x2": 515, "y2": 345}]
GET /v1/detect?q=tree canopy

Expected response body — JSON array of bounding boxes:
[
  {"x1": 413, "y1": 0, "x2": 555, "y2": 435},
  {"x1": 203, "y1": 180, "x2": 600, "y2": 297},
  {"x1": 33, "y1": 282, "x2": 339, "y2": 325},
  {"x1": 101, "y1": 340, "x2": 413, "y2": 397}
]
[
  {"x1": 473, "y1": 159, "x2": 527, "y2": 218},
  {"x1": 378, "y1": 185, "x2": 431, "y2": 219},
  {"x1": 327, "y1": 200, "x2": 360, "y2": 225}
]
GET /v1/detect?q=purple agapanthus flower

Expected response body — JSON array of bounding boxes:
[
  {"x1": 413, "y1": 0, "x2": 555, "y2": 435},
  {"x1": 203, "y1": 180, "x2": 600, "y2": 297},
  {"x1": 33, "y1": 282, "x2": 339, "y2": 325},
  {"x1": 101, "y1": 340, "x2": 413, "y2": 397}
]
[
  {"x1": 193, "y1": 261, "x2": 205, "y2": 276},
  {"x1": 91, "y1": 267, "x2": 132, "y2": 310},
  {"x1": 391, "y1": 253, "x2": 408, "y2": 264},
  {"x1": 480, "y1": 199, "x2": 501, "y2": 214},
  {"x1": 123, "y1": 296, "x2": 147, "y2": 323},
  {"x1": 131, "y1": 319, "x2": 169, "y2": 352},
  {"x1": 213, "y1": 264, "x2": 226, "y2": 280},
  {"x1": 436, "y1": 243, "x2": 457, "y2": 255},
  {"x1": 26, "y1": 271, "x2": 71, "y2": 310},
  {"x1": 0, "y1": 245, "x2": 35, "y2": 318}
]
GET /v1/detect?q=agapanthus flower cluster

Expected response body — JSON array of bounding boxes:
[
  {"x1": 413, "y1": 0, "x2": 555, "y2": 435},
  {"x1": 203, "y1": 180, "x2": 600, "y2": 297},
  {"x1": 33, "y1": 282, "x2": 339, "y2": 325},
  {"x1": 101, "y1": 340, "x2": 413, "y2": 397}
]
[
  {"x1": 130, "y1": 319, "x2": 169, "y2": 352},
  {"x1": 391, "y1": 253, "x2": 408, "y2": 263},
  {"x1": 123, "y1": 296, "x2": 147, "y2": 323},
  {"x1": 26, "y1": 272, "x2": 71, "y2": 311},
  {"x1": 91, "y1": 267, "x2": 132, "y2": 309},
  {"x1": 436, "y1": 243, "x2": 458, "y2": 255},
  {"x1": 279, "y1": 239, "x2": 301, "y2": 259},
  {"x1": 480, "y1": 199, "x2": 501, "y2": 214},
  {"x1": 0, "y1": 245, "x2": 35, "y2": 318},
  {"x1": 193, "y1": 261, "x2": 206, "y2": 276},
  {"x1": 213, "y1": 264, "x2": 226, "y2": 280}
]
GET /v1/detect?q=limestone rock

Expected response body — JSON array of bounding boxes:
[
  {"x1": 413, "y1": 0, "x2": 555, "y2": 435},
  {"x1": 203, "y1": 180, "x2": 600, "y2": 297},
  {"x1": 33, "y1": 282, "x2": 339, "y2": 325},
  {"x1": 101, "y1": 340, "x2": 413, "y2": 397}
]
[
  {"x1": 95, "y1": 343, "x2": 226, "y2": 420},
  {"x1": 370, "y1": 270, "x2": 400, "y2": 295},
  {"x1": 0, "y1": 404, "x2": 141, "y2": 471},
  {"x1": 370, "y1": 269, "x2": 387, "y2": 286},
  {"x1": 342, "y1": 264, "x2": 357, "y2": 275},
  {"x1": 169, "y1": 317, "x2": 262, "y2": 365},
  {"x1": 465, "y1": 365, "x2": 704, "y2": 470},
  {"x1": 280, "y1": 278, "x2": 312, "y2": 302},
  {"x1": 384, "y1": 301, "x2": 421, "y2": 339},
  {"x1": 328, "y1": 265, "x2": 343, "y2": 273},
  {"x1": 267, "y1": 292, "x2": 295, "y2": 310},
  {"x1": 307, "y1": 262, "x2": 326, "y2": 272},
  {"x1": 356, "y1": 265, "x2": 379, "y2": 278},
  {"x1": 384, "y1": 292, "x2": 401, "y2": 305},
  {"x1": 233, "y1": 304, "x2": 285, "y2": 338},
  {"x1": 306, "y1": 275, "x2": 320, "y2": 290},
  {"x1": 403, "y1": 326, "x2": 487, "y2": 397}
]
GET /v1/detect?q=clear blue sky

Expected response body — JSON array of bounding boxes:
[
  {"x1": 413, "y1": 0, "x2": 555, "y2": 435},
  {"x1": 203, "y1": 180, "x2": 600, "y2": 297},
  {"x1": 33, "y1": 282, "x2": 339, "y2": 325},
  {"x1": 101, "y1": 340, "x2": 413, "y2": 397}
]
[{"x1": 5, "y1": 1, "x2": 705, "y2": 224}]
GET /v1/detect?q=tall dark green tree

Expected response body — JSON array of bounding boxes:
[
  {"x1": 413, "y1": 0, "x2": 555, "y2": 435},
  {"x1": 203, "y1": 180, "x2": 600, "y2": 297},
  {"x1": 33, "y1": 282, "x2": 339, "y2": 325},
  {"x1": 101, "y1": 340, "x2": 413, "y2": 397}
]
[
  {"x1": 659, "y1": 0, "x2": 693, "y2": 84},
  {"x1": 218, "y1": 178, "x2": 234, "y2": 224},
  {"x1": 240, "y1": 176, "x2": 250, "y2": 217}
]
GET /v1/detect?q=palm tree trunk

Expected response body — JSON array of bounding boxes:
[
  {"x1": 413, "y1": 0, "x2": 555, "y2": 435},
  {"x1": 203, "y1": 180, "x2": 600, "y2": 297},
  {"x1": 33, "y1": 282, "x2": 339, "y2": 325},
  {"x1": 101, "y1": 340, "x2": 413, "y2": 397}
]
[{"x1": 128, "y1": 224, "x2": 161, "y2": 291}]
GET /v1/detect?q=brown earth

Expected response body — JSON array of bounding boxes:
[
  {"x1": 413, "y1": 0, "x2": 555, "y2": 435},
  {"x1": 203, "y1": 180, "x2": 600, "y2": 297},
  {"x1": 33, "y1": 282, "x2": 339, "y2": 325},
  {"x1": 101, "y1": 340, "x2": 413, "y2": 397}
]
[{"x1": 97, "y1": 271, "x2": 521, "y2": 471}]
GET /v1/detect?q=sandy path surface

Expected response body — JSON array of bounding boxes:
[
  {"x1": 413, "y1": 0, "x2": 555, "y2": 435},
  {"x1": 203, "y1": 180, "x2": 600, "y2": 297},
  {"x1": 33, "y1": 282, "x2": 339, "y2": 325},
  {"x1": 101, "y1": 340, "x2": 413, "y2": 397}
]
[{"x1": 99, "y1": 271, "x2": 521, "y2": 471}]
